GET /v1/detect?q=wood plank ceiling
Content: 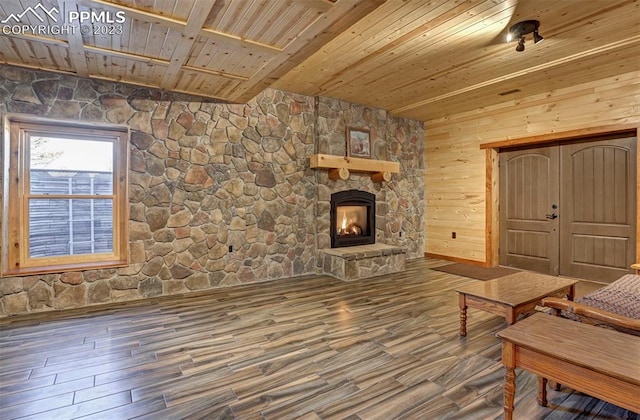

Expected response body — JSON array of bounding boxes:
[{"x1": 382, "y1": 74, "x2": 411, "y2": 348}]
[
  {"x1": 0, "y1": 0, "x2": 383, "y2": 102},
  {"x1": 0, "y1": 0, "x2": 638, "y2": 121}
]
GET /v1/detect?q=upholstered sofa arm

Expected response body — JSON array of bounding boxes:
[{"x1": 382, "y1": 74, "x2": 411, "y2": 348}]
[{"x1": 542, "y1": 297, "x2": 640, "y2": 334}]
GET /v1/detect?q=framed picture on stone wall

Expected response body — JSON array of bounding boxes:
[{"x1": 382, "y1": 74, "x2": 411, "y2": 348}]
[{"x1": 346, "y1": 127, "x2": 371, "y2": 158}]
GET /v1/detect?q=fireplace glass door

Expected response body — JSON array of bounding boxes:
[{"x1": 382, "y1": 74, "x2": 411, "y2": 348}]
[
  {"x1": 336, "y1": 205, "x2": 368, "y2": 237},
  {"x1": 330, "y1": 190, "x2": 376, "y2": 248}
]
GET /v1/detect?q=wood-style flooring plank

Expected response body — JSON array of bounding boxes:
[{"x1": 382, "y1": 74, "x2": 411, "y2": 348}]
[
  {"x1": 229, "y1": 374, "x2": 329, "y2": 418},
  {"x1": 0, "y1": 377, "x2": 94, "y2": 407},
  {"x1": 354, "y1": 379, "x2": 444, "y2": 419},
  {"x1": 0, "y1": 374, "x2": 55, "y2": 396},
  {"x1": 21, "y1": 390, "x2": 132, "y2": 420},
  {"x1": 30, "y1": 353, "x2": 157, "y2": 382},
  {"x1": 314, "y1": 376, "x2": 405, "y2": 418},
  {"x1": 0, "y1": 258, "x2": 634, "y2": 419},
  {"x1": 77, "y1": 396, "x2": 167, "y2": 420},
  {"x1": 77, "y1": 369, "x2": 180, "y2": 404},
  {"x1": 259, "y1": 379, "x2": 360, "y2": 419},
  {"x1": 0, "y1": 391, "x2": 74, "y2": 419}
]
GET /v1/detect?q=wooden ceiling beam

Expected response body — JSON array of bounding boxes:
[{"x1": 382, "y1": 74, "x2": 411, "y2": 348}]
[
  {"x1": 84, "y1": 45, "x2": 170, "y2": 66},
  {"x1": 1, "y1": 32, "x2": 67, "y2": 47},
  {"x1": 160, "y1": 0, "x2": 222, "y2": 90},
  {"x1": 83, "y1": 45, "x2": 248, "y2": 82},
  {"x1": 86, "y1": 0, "x2": 186, "y2": 30},
  {"x1": 0, "y1": 29, "x2": 249, "y2": 84},
  {"x1": 87, "y1": 74, "x2": 228, "y2": 101},
  {"x1": 200, "y1": 28, "x2": 282, "y2": 54},
  {"x1": 182, "y1": 65, "x2": 249, "y2": 81},
  {"x1": 87, "y1": 0, "x2": 281, "y2": 54},
  {"x1": 57, "y1": 0, "x2": 90, "y2": 77},
  {"x1": 0, "y1": 60, "x2": 77, "y2": 77},
  {"x1": 0, "y1": 56, "x2": 226, "y2": 102}
]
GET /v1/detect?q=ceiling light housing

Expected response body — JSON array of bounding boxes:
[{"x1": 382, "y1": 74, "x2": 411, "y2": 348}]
[
  {"x1": 508, "y1": 20, "x2": 543, "y2": 52},
  {"x1": 533, "y1": 30, "x2": 544, "y2": 44}
]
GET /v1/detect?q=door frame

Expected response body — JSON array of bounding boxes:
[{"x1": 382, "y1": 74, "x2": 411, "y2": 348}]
[{"x1": 480, "y1": 123, "x2": 640, "y2": 268}]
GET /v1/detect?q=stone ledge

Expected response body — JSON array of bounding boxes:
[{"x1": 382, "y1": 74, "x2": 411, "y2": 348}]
[
  {"x1": 323, "y1": 244, "x2": 406, "y2": 260},
  {"x1": 321, "y1": 244, "x2": 406, "y2": 281}
]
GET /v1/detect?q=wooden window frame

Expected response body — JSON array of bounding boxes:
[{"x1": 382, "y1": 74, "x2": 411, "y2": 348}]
[{"x1": 2, "y1": 115, "x2": 129, "y2": 276}]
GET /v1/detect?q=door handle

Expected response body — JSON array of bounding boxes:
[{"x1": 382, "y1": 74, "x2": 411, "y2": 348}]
[{"x1": 546, "y1": 213, "x2": 558, "y2": 219}]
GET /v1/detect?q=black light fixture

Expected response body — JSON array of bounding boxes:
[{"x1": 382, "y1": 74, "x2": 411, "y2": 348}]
[
  {"x1": 533, "y1": 30, "x2": 544, "y2": 44},
  {"x1": 507, "y1": 20, "x2": 544, "y2": 52}
]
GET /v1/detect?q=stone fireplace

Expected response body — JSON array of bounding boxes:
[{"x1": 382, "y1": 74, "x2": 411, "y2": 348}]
[
  {"x1": 323, "y1": 190, "x2": 406, "y2": 281},
  {"x1": 330, "y1": 190, "x2": 375, "y2": 248}
]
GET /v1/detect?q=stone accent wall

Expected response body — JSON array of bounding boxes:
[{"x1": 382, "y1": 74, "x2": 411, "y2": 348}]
[{"x1": 0, "y1": 65, "x2": 424, "y2": 317}]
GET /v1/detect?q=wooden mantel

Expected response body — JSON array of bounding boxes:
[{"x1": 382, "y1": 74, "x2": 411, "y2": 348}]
[{"x1": 310, "y1": 154, "x2": 400, "y2": 182}]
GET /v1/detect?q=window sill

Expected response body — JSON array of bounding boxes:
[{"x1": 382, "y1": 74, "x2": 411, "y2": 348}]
[{"x1": 1, "y1": 260, "x2": 129, "y2": 277}]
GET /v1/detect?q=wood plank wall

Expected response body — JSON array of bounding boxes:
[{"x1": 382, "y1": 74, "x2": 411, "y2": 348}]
[{"x1": 424, "y1": 70, "x2": 640, "y2": 264}]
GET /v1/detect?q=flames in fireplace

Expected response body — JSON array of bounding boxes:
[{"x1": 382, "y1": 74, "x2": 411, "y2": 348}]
[
  {"x1": 337, "y1": 206, "x2": 365, "y2": 236},
  {"x1": 330, "y1": 190, "x2": 375, "y2": 248}
]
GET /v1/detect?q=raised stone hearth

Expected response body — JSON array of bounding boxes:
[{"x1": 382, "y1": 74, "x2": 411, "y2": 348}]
[{"x1": 322, "y1": 244, "x2": 406, "y2": 281}]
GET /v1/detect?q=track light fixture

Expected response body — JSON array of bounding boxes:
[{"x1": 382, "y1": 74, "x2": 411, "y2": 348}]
[
  {"x1": 533, "y1": 30, "x2": 544, "y2": 44},
  {"x1": 507, "y1": 20, "x2": 544, "y2": 52}
]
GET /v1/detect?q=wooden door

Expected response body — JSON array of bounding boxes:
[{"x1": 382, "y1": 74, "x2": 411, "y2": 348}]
[
  {"x1": 560, "y1": 136, "x2": 637, "y2": 282},
  {"x1": 499, "y1": 136, "x2": 637, "y2": 282},
  {"x1": 499, "y1": 146, "x2": 560, "y2": 275}
]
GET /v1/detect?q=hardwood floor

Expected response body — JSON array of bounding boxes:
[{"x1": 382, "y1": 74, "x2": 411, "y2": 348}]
[{"x1": 0, "y1": 258, "x2": 636, "y2": 419}]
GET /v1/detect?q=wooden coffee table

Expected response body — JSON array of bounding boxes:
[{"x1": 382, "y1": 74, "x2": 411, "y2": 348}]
[
  {"x1": 497, "y1": 312, "x2": 640, "y2": 419},
  {"x1": 455, "y1": 271, "x2": 577, "y2": 336}
]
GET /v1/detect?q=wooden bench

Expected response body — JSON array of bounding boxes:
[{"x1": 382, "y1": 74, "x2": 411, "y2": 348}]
[{"x1": 496, "y1": 312, "x2": 640, "y2": 420}]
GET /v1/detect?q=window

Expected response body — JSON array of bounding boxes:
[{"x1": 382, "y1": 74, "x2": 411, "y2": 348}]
[{"x1": 2, "y1": 116, "x2": 129, "y2": 276}]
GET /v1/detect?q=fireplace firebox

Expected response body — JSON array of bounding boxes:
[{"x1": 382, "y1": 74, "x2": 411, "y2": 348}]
[{"x1": 330, "y1": 190, "x2": 375, "y2": 248}]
